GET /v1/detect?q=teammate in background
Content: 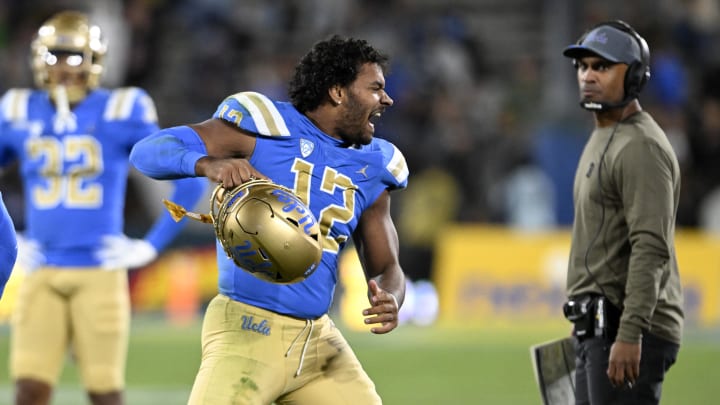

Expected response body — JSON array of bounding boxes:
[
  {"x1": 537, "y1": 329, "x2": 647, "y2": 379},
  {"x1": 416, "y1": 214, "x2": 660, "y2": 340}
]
[
  {"x1": 561, "y1": 20, "x2": 683, "y2": 404},
  {"x1": 130, "y1": 35, "x2": 408, "y2": 404},
  {"x1": 0, "y1": 193, "x2": 18, "y2": 298},
  {"x1": 0, "y1": 11, "x2": 207, "y2": 405}
]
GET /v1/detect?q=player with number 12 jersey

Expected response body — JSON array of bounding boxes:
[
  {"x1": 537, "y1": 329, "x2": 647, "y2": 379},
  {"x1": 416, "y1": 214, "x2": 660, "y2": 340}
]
[{"x1": 212, "y1": 91, "x2": 408, "y2": 318}]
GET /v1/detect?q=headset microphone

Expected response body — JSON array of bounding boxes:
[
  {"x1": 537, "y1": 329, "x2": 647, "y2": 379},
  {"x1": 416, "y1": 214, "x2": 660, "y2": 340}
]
[{"x1": 579, "y1": 97, "x2": 634, "y2": 111}]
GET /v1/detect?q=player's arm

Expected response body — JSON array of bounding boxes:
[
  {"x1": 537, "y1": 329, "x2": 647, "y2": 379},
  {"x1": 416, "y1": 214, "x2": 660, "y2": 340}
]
[
  {"x1": 130, "y1": 119, "x2": 267, "y2": 188},
  {"x1": 190, "y1": 119, "x2": 269, "y2": 187},
  {"x1": 353, "y1": 189, "x2": 406, "y2": 334}
]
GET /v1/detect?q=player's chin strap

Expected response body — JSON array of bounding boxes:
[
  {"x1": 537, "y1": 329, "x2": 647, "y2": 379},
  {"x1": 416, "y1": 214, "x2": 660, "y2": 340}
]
[
  {"x1": 163, "y1": 180, "x2": 273, "y2": 225},
  {"x1": 52, "y1": 85, "x2": 78, "y2": 133},
  {"x1": 163, "y1": 198, "x2": 213, "y2": 224},
  {"x1": 164, "y1": 181, "x2": 270, "y2": 262},
  {"x1": 285, "y1": 319, "x2": 314, "y2": 377}
]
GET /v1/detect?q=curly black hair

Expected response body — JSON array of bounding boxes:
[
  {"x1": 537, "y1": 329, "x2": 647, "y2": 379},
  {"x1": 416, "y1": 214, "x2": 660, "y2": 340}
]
[{"x1": 288, "y1": 35, "x2": 390, "y2": 113}]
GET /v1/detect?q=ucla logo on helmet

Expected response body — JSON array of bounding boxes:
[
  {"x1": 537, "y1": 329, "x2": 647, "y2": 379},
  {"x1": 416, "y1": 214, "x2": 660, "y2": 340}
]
[
  {"x1": 270, "y1": 189, "x2": 317, "y2": 235},
  {"x1": 226, "y1": 188, "x2": 248, "y2": 208}
]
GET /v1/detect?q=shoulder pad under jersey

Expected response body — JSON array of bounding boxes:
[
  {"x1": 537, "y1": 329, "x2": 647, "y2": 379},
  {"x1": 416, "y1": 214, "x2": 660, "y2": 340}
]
[
  {"x1": 0, "y1": 89, "x2": 33, "y2": 122},
  {"x1": 103, "y1": 87, "x2": 158, "y2": 124},
  {"x1": 213, "y1": 91, "x2": 291, "y2": 137}
]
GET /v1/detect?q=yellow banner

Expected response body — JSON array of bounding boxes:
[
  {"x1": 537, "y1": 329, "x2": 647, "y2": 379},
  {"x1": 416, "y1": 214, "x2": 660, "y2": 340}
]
[{"x1": 434, "y1": 226, "x2": 720, "y2": 327}]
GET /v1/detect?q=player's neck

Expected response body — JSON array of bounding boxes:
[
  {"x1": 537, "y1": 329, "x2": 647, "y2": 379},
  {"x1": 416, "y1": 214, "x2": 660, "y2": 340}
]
[{"x1": 305, "y1": 106, "x2": 341, "y2": 141}]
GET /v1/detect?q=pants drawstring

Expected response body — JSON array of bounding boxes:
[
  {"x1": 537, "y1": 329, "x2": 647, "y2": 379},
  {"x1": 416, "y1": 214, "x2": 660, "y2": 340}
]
[{"x1": 285, "y1": 319, "x2": 314, "y2": 377}]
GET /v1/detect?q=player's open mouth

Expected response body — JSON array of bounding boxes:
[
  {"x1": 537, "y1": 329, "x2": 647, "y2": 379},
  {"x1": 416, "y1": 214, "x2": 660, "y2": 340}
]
[{"x1": 368, "y1": 111, "x2": 382, "y2": 130}]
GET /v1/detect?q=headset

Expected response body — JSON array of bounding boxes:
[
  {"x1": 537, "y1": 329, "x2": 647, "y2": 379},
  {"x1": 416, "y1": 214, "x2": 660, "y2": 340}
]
[{"x1": 574, "y1": 20, "x2": 651, "y2": 110}]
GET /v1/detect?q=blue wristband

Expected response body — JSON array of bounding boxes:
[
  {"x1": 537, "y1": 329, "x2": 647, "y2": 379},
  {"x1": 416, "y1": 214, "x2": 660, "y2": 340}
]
[{"x1": 180, "y1": 150, "x2": 206, "y2": 177}]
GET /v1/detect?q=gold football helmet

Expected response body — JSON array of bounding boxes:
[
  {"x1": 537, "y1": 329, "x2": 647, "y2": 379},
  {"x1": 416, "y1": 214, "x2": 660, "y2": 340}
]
[
  {"x1": 164, "y1": 180, "x2": 323, "y2": 284},
  {"x1": 31, "y1": 11, "x2": 106, "y2": 103}
]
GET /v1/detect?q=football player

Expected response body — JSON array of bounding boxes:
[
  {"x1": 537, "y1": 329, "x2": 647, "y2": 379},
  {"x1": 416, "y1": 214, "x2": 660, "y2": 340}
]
[
  {"x1": 130, "y1": 35, "x2": 408, "y2": 404},
  {"x1": 0, "y1": 11, "x2": 207, "y2": 405}
]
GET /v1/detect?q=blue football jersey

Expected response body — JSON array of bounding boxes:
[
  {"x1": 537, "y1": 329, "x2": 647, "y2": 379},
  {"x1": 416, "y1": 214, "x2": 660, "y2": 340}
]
[
  {"x1": 0, "y1": 87, "x2": 160, "y2": 266},
  {"x1": 0, "y1": 192, "x2": 17, "y2": 296},
  {"x1": 212, "y1": 91, "x2": 409, "y2": 318}
]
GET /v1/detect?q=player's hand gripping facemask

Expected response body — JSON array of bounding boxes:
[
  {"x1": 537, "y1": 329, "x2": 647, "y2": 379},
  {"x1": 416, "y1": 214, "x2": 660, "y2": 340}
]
[{"x1": 164, "y1": 180, "x2": 323, "y2": 284}]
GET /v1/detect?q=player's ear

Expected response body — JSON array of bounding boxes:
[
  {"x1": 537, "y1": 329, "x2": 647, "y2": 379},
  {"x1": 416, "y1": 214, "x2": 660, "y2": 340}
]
[{"x1": 328, "y1": 85, "x2": 343, "y2": 106}]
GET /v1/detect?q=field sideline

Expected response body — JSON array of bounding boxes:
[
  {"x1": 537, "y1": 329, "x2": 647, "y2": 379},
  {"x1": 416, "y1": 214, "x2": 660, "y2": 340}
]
[{"x1": 0, "y1": 316, "x2": 718, "y2": 404}]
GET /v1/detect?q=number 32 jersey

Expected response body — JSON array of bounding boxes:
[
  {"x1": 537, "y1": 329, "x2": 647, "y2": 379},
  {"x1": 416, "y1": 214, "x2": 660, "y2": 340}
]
[
  {"x1": 0, "y1": 87, "x2": 159, "y2": 265},
  {"x1": 213, "y1": 91, "x2": 409, "y2": 318}
]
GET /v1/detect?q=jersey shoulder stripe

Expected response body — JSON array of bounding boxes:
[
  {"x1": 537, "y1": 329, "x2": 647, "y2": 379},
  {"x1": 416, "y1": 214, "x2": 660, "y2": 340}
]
[
  {"x1": 216, "y1": 91, "x2": 290, "y2": 137},
  {"x1": 103, "y1": 87, "x2": 158, "y2": 123},
  {"x1": 0, "y1": 89, "x2": 32, "y2": 121},
  {"x1": 367, "y1": 137, "x2": 409, "y2": 189},
  {"x1": 387, "y1": 143, "x2": 409, "y2": 185}
]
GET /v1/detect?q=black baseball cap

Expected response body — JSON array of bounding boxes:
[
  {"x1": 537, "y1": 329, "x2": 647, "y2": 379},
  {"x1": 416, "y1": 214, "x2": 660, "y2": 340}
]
[{"x1": 563, "y1": 24, "x2": 642, "y2": 64}]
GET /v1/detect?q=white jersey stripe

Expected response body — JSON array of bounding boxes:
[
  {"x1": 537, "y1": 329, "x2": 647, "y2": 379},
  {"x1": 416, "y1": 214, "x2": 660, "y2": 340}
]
[
  {"x1": 104, "y1": 88, "x2": 138, "y2": 121},
  {"x1": 1, "y1": 89, "x2": 31, "y2": 121},
  {"x1": 247, "y1": 92, "x2": 290, "y2": 136},
  {"x1": 388, "y1": 144, "x2": 409, "y2": 184},
  {"x1": 231, "y1": 92, "x2": 290, "y2": 136},
  {"x1": 138, "y1": 93, "x2": 159, "y2": 124}
]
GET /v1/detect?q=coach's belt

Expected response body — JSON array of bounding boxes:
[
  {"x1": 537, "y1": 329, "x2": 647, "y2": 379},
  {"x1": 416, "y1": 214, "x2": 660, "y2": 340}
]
[{"x1": 285, "y1": 318, "x2": 314, "y2": 377}]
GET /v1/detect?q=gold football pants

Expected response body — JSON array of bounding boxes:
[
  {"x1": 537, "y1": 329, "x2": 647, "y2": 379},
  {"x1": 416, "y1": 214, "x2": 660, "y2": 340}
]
[
  {"x1": 188, "y1": 294, "x2": 381, "y2": 405},
  {"x1": 10, "y1": 267, "x2": 130, "y2": 391}
]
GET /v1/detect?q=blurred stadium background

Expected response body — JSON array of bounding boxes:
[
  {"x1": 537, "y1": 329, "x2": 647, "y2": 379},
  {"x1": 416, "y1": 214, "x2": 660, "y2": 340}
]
[{"x1": 2, "y1": 0, "x2": 720, "y2": 403}]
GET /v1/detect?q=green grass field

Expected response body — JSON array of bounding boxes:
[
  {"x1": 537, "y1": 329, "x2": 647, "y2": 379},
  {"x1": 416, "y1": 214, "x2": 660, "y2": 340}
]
[{"x1": 0, "y1": 316, "x2": 717, "y2": 404}]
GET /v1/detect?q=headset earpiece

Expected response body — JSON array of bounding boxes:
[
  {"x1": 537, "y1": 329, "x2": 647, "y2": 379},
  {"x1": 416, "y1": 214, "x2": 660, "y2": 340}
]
[
  {"x1": 624, "y1": 61, "x2": 645, "y2": 100},
  {"x1": 602, "y1": 21, "x2": 651, "y2": 99}
]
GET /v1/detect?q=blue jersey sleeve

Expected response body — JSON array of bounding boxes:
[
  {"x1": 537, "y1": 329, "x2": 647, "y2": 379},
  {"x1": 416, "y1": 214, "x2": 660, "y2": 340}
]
[
  {"x1": 130, "y1": 123, "x2": 210, "y2": 250},
  {"x1": 0, "y1": 89, "x2": 31, "y2": 166},
  {"x1": 0, "y1": 193, "x2": 17, "y2": 298},
  {"x1": 213, "y1": 92, "x2": 291, "y2": 137},
  {"x1": 375, "y1": 138, "x2": 409, "y2": 191},
  {"x1": 103, "y1": 87, "x2": 161, "y2": 147}
]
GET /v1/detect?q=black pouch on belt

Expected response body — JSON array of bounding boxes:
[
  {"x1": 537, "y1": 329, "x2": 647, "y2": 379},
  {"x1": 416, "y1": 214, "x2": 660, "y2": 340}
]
[{"x1": 562, "y1": 295, "x2": 596, "y2": 339}]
